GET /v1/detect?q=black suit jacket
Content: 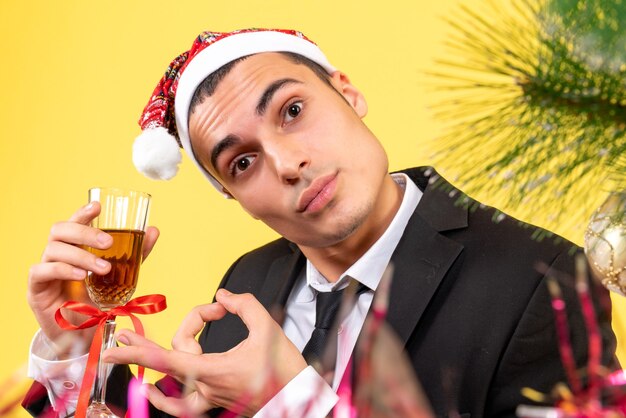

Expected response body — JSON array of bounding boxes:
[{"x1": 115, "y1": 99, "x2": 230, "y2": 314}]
[{"x1": 24, "y1": 167, "x2": 617, "y2": 417}]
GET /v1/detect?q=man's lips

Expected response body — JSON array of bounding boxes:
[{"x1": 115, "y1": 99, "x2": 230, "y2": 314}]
[{"x1": 297, "y1": 173, "x2": 338, "y2": 213}]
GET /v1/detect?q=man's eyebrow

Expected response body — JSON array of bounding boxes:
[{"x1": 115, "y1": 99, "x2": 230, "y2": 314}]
[
  {"x1": 256, "y1": 78, "x2": 302, "y2": 116},
  {"x1": 209, "y1": 79, "x2": 302, "y2": 171},
  {"x1": 210, "y1": 135, "x2": 240, "y2": 171}
]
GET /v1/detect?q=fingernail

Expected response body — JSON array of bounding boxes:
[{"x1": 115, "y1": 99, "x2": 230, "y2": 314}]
[
  {"x1": 218, "y1": 289, "x2": 231, "y2": 297},
  {"x1": 85, "y1": 202, "x2": 95, "y2": 211},
  {"x1": 73, "y1": 268, "x2": 86, "y2": 279},
  {"x1": 95, "y1": 258, "x2": 110, "y2": 269},
  {"x1": 96, "y1": 232, "x2": 111, "y2": 246},
  {"x1": 116, "y1": 334, "x2": 129, "y2": 345}
]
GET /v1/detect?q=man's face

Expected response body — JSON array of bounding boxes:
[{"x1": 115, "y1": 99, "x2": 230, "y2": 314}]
[{"x1": 189, "y1": 52, "x2": 390, "y2": 248}]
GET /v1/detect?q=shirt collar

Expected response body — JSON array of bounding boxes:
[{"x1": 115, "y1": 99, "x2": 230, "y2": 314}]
[{"x1": 306, "y1": 173, "x2": 422, "y2": 293}]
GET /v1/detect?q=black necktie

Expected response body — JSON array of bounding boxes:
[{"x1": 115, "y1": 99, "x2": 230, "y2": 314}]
[
  {"x1": 301, "y1": 288, "x2": 347, "y2": 364},
  {"x1": 301, "y1": 281, "x2": 369, "y2": 365}
]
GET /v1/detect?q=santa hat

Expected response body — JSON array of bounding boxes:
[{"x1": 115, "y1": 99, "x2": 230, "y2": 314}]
[{"x1": 133, "y1": 28, "x2": 335, "y2": 194}]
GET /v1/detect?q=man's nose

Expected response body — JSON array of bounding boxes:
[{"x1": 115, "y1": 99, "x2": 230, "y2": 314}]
[{"x1": 265, "y1": 139, "x2": 310, "y2": 185}]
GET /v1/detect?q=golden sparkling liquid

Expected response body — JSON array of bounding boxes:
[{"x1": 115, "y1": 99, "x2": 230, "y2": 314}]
[{"x1": 85, "y1": 229, "x2": 144, "y2": 310}]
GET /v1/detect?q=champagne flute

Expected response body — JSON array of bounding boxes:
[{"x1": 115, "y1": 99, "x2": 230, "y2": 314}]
[{"x1": 84, "y1": 187, "x2": 151, "y2": 418}]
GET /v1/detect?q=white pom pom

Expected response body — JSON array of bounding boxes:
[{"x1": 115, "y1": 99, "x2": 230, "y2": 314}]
[{"x1": 132, "y1": 127, "x2": 182, "y2": 180}]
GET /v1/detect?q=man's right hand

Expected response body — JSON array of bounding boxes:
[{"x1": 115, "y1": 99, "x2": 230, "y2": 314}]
[{"x1": 27, "y1": 201, "x2": 159, "y2": 358}]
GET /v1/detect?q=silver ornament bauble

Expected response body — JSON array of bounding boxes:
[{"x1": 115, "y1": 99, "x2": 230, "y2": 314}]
[{"x1": 584, "y1": 192, "x2": 626, "y2": 295}]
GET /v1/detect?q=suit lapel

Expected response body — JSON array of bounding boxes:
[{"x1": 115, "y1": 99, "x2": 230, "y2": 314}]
[
  {"x1": 385, "y1": 168, "x2": 467, "y2": 345},
  {"x1": 386, "y1": 213, "x2": 464, "y2": 344},
  {"x1": 257, "y1": 243, "x2": 305, "y2": 312}
]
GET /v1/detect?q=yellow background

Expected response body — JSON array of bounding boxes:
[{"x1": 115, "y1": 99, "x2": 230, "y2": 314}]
[{"x1": 1, "y1": 1, "x2": 624, "y2": 416}]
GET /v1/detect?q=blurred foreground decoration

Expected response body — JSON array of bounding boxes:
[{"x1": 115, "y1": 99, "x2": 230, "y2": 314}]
[
  {"x1": 351, "y1": 266, "x2": 434, "y2": 418},
  {"x1": 308, "y1": 265, "x2": 434, "y2": 418},
  {"x1": 517, "y1": 257, "x2": 626, "y2": 417},
  {"x1": 428, "y1": 0, "x2": 626, "y2": 240}
]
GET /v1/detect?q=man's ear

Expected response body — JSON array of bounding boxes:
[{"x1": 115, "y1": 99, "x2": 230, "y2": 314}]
[{"x1": 329, "y1": 71, "x2": 368, "y2": 118}]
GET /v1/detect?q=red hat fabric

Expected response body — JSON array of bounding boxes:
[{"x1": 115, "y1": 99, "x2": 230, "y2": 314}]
[{"x1": 133, "y1": 28, "x2": 335, "y2": 193}]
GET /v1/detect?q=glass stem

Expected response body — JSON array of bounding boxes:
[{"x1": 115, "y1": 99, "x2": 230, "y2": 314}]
[{"x1": 92, "y1": 318, "x2": 117, "y2": 405}]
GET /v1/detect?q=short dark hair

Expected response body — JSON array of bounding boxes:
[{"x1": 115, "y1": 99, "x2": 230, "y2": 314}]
[{"x1": 188, "y1": 51, "x2": 333, "y2": 117}]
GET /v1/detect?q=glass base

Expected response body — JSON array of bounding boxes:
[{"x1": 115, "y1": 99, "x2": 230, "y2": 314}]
[{"x1": 86, "y1": 401, "x2": 119, "y2": 418}]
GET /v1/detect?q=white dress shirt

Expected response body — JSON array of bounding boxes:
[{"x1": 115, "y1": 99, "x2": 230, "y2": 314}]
[{"x1": 29, "y1": 173, "x2": 422, "y2": 417}]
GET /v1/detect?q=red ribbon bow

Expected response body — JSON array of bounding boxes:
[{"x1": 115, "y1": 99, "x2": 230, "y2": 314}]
[{"x1": 55, "y1": 294, "x2": 167, "y2": 418}]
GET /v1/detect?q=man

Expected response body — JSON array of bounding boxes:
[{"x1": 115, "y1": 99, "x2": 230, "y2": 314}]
[{"x1": 25, "y1": 28, "x2": 617, "y2": 417}]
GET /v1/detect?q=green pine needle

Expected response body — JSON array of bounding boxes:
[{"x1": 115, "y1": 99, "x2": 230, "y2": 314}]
[{"x1": 428, "y1": 0, "x2": 626, "y2": 236}]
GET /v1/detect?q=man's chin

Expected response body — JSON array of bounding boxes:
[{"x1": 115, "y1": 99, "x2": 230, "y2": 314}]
[{"x1": 293, "y1": 213, "x2": 369, "y2": 249}]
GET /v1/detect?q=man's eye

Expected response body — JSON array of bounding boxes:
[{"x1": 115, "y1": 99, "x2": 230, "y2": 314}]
[
  {"x1": 230, "y1": 155, "x2": 256, "y2": 176},
  {"x1": 284, "y1": 102, "x2": 302, "y2": 122}
]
